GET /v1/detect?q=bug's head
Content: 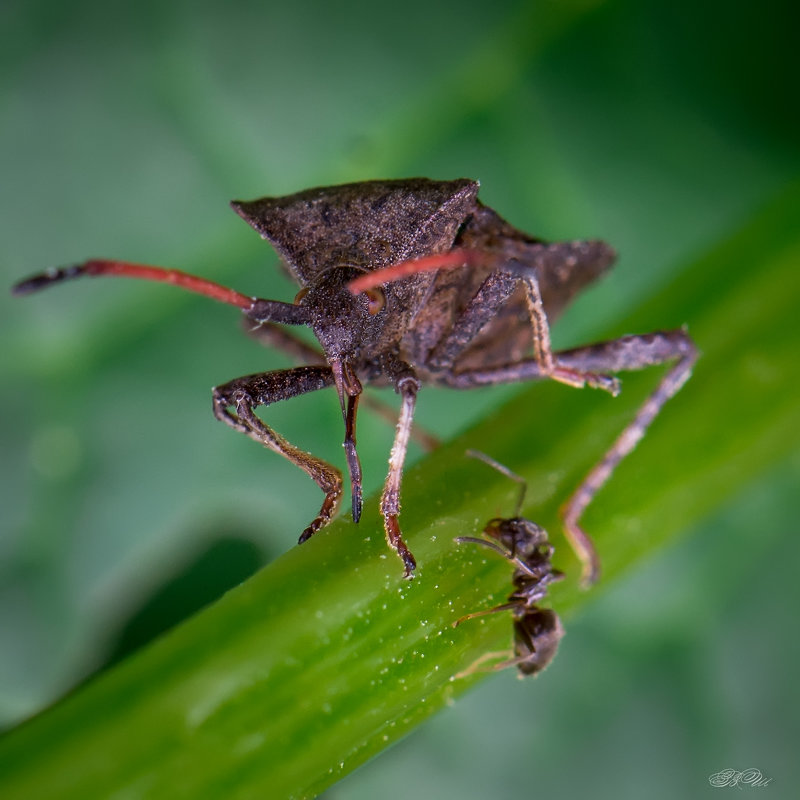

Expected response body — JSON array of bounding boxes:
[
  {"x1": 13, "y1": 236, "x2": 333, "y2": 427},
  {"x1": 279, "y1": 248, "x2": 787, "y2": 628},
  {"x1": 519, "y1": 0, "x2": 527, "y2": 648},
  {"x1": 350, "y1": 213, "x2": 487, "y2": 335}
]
[{"x1": 296, "y1": 266, "x2": 395, "y2": 363}]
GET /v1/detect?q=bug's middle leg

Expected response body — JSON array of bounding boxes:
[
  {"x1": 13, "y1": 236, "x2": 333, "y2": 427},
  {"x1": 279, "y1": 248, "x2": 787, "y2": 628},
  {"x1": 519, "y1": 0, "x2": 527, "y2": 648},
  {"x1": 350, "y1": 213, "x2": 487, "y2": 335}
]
[
  {"x1": 212, "y1": 365, "x2": 343, "y2": 542},
  {"x1": 242, "y1": 319, "x2": 328, "y2": 365},
  {"x1": 426, "y1": 268, "x2": 618, "y2": 394},
  {"x1": 520, "y1": 269, "x2": 620, "y2": 394}
]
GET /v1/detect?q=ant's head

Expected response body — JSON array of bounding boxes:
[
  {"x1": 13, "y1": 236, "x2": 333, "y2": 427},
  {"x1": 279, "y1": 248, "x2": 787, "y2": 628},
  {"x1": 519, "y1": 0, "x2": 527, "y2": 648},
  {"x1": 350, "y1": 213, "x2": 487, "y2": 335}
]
[{"x1": 485, "y1": 516, "x2": 550, "y2": 561}]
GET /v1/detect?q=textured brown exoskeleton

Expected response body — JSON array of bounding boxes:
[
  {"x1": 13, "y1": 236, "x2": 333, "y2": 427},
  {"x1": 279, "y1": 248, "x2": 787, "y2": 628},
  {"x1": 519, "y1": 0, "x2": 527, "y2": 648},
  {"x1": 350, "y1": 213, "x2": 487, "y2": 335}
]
[
  {"x1": 12, "y1": 178, "x2": 697, "y2": 583},
  {"x1": 454, "y1": 451, "x2": 564, "y2": 677}
]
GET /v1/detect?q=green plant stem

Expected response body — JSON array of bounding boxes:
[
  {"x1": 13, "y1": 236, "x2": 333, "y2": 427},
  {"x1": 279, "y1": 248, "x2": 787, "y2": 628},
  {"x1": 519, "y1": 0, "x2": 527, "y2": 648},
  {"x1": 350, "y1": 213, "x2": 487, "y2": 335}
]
[{"x1": 1, "y1": 181, "x2": 798, "y2": 799}]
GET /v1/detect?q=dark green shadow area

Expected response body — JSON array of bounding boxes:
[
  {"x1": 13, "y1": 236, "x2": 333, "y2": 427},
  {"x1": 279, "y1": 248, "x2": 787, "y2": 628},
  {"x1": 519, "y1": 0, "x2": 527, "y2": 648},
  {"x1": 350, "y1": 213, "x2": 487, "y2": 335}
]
[{"x1": 103, "y1": 536, "x2": 268, "y2": 670}]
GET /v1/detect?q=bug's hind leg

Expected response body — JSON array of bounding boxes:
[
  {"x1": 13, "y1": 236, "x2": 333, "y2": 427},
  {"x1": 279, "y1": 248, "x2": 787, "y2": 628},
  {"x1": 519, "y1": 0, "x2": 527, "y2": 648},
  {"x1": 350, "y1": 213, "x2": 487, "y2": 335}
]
[
  {"x1": 212, "y1": 365, "x2": 343, "y2": 542},
  {"x1": 557, "y1": 330, "x2": 698, "y2": 586},
  {"x1": 441, "y1": 329, "x2": 698, "y2": 586}
]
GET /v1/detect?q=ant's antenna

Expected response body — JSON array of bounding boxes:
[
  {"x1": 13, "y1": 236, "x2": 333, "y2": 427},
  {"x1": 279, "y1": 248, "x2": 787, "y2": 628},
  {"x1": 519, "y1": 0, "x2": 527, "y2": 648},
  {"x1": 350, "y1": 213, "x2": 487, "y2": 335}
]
[{"x1": 466, "y1": 449, "x2": 527, "y2": 517}]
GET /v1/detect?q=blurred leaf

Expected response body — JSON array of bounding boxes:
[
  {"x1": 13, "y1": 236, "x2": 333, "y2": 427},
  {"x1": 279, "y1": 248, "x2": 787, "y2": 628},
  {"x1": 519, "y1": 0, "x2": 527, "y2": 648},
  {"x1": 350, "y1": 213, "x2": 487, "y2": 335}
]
[{"x1": 3, "y1": 0, "x2": 796, "y2": 732}]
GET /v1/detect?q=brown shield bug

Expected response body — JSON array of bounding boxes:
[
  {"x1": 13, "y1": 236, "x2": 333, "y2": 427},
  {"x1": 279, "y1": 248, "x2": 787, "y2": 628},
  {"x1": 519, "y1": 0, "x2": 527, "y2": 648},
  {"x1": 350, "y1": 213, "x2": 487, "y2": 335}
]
[
  {"x1": 453, "y1": 451, "x2": 564, "y2": 677},
  {"x1": 12, "y1": 177, "x2": 697, "y2": 582}
]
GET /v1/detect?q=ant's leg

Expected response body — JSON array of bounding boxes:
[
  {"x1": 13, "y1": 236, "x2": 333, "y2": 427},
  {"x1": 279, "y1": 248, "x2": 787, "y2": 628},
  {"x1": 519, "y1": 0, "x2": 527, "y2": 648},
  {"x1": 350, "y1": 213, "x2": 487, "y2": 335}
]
[
  {"x1": 380, "y1": 371, "x2": 421, "y2": 578},
  {"x1": 455, "y1": 609, "x2": 564, "y2": 679},
  {"x1": 451, "y1": 538, "x2": 525, "y2": 626},
  {"x1": 213, "y1": 365, "x2": 342, "y2": 542},
  {"x1": 453, "y1": 650, "x2": 517, "y2": 679},
  {"x1": 452, "y1": 602, "x2": 520, "y2": 627},
  {"x1": 466, "y1": 449, "x2": 528, "y2": 516},
  {"x1": 442, "y1": 329, "x2": 698, "y2": 586}
]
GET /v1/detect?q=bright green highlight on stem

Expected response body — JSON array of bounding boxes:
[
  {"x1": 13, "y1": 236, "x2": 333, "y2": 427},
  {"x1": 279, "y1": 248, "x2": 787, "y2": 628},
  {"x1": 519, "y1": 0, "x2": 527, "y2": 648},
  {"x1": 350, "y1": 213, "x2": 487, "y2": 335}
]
[{"x1": 1, "y1": 181, "x2": 798, "y2": 799}]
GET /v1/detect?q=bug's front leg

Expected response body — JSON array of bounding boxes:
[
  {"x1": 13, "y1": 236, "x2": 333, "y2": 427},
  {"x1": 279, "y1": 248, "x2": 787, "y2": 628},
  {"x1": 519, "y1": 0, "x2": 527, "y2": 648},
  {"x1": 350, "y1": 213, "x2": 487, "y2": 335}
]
[
  {"x1": 212, "y1": 365, "x2": 343, "y2": 542},
  {"x1": 380, "y1": 364, "x2": 421, "y2": 578}
]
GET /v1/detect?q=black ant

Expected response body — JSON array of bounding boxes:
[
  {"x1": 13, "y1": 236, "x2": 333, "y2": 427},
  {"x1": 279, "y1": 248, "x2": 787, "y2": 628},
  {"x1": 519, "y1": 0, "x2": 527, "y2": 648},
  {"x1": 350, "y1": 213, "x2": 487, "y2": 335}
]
[{"x1": 453, "y1": 451, "x2": 564, "y2": 677}]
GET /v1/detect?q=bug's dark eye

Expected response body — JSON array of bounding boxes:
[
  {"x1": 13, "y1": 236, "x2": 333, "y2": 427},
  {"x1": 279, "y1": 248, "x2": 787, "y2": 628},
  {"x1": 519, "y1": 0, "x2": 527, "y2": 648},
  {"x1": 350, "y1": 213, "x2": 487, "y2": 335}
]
[
  {"x1": 365, "y1": 287, "x2": 386, "y2": 315},
  {"x1": 294, "y1": 287, "x2": 309, "y2": 304}
]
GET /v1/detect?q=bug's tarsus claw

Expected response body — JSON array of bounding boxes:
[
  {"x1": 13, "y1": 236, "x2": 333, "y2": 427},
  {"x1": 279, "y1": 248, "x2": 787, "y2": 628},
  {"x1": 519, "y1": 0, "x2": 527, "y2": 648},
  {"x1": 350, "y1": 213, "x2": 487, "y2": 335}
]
[
  {"x1": 582, "y1": 548, "x2": 603, "y2": 588},
  {"x1": 351, "y1": 485, "x2": 363, "y2": 523},
  {"x1": 594, "y1": 374, "x2": 621, "y2": 396},
  {"x1": 560, "y1": 511, "x2": 602, "y2": 589},
  {"x1": 297, "y1": 513, "x2": 330, "y2": 545},
  {"x1": 297, "y1": 526, "x2": 315, "y2": 544},
  {"x1": 549, "y1": 366, "x2": 620, "y2": 396},
  {"x1": 580, "y1": 569, "x2": 600, "y2": 590},
  {"x1": 298, "y1": 506, "x2": 337, "y2": 545},
  {"x1": 384, "y1": 513, "x2": 417, "y2": 579}
]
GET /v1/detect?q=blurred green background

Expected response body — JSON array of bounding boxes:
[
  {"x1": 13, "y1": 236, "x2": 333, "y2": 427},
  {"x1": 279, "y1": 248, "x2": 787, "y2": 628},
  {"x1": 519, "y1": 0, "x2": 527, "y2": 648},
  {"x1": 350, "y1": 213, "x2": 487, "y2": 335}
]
[{"x1": 1, "y1": 0, "x2": 797, "y2": 797}]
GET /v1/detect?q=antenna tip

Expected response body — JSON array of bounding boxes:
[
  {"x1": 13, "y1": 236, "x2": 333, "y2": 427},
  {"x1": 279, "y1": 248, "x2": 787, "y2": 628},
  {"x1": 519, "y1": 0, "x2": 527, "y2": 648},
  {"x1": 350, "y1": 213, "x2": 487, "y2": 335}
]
[{"x1": 11, "y1": 265, "x2": 85, "y2": 296}]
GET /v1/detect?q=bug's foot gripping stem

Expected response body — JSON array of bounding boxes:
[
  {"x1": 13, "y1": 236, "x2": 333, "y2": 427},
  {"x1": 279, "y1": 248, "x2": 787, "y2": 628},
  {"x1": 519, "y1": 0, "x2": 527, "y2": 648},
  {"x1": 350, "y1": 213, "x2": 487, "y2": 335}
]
[
  {"x1": 385, "y1": 515, "x2": 417, "y2": 579},
  {"x1": 297, "y1": 485, "x2": 343, "y2": 544},
  {"x1": 547, "y1": 366, "x2": 621, "y2": 396},
  {"x1": 560, "y1": 511, "x2": 602, "y2": 589}
]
